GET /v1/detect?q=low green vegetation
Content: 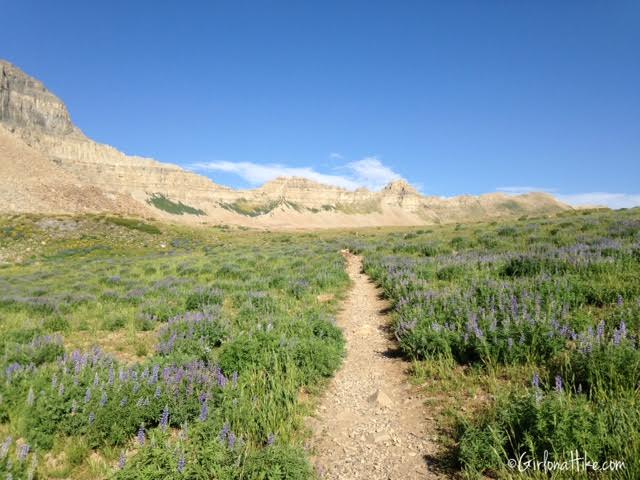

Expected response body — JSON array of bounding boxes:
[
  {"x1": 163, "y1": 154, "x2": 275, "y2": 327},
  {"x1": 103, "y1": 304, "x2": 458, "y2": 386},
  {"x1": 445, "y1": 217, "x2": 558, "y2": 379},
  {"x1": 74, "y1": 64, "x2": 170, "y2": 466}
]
[
  {"x1": 104, "y1": 217, "x2": 162, "y2": 234},
  {"x1": 219, "y1": 199, "x2": 303, "y2": 217},
  {"x1": 0, "y1": 215, "x2": 348, "y2": 479},
  {"x1": 345, "y1": 207, "x2": 640, "y2": 479},
  {"x1": 1, "y1": 208, "x2": 638, "y2": 479},
  {"x1": 146, "y1": 194, "x2": 206, "y2": 216}
]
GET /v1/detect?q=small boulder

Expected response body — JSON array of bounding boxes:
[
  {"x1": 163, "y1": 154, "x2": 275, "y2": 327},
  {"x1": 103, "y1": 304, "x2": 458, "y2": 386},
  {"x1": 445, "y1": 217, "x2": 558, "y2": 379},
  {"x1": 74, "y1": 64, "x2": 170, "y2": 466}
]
[{"x1": 368, "y1": 389, "x2": 393, "y2": 408}]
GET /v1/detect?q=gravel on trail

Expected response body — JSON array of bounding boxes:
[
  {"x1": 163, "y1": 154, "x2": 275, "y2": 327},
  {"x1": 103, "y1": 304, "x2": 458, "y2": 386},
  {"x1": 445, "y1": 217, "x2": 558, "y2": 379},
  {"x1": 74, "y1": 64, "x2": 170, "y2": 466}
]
[{"x1": 308, "y1": 252, "x2": 445, "y2": 479}]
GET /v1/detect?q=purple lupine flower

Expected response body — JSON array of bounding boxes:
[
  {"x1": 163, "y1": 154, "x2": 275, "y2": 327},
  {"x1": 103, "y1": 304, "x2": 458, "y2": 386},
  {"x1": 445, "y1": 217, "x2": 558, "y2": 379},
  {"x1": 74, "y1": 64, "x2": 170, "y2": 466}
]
[
  {"x1": 150, "y1": 365, "x2": 160, "y2": 385},
  {"x1": 160, "y1": 405, "x2": 169, "y2": 431},
  {"x1": 93, "y1": 373, "x2": 100, "y2": 386},
  {"x1": 613, "y1": 330, "x2": 621, "y2": 345},
  {"x1": 155, "y1": 386, "x2": 162, "y2": 399},
  {"x1": 109, "y1": 366, "x2": 115, "y2": 386},
  {"x1": 583, "y1": 341, "x2": 593, "y2": 355},
  {"x1": 596, "y1": 321, "x2": 605, "y2": 342},
  {"x1": 199, "y1": 402, "x2": 208, "y2": 422},
  {"x1": 18, "y1": 443, "x2": 30, "y2": 461},
  {"x1": 219, "y1": 422, "x2": 230, "y2": 442},
  {"x1": 511, "y1": 296, "x2": 519, "y2": 318},
  {"x1": 0, "y1": 436, "x2": 12, "y2": 459},
  {"x1": 88, "y1": 412, "x2": 95, "y2": 425},
  {"x1": 84, "y1": 388, "x2": 92, "y2": 404},
  {"x1": 507, "y1": 337, "x2": 514, "y2": 349},
  {"x1": 489, "y1": 318, "x2": 497, "y2": 332},
  {"x1": 532, "y1": 372, "x2": 540, "y2": 389},
  {"x1": 227, "y1": 432, "x2": 236, "y2": 449},
  {"x1": 617, "y1": 295, "x2": 624, "y2": 307},
  {"x1": 120, "y1": 396, "x2": 128, "y2": 407},
  {"x1": 58, "y1": 383, "x2": 65, "y2": 396},
  {"x1": 267, "y1": 433, "x2": 276, "y2": 446},
  {"x1": 217, "y1": 371, "x2": 228, "y2": 387},
  {"x1": 100, "y1": 391, "x2": 108, "y2": 407},
  {"x1": 555, "y1": 375, "x2": 563, "y2": 392},
  {"x1": 137, "y1": 426, "x2": 145, "y2": 446},
  {"x1": 177, "y1": 453, "x2": 186, "y2": 473},
  {"x1": 232, "y1": 371, "x2": 238, "y2": 387}
]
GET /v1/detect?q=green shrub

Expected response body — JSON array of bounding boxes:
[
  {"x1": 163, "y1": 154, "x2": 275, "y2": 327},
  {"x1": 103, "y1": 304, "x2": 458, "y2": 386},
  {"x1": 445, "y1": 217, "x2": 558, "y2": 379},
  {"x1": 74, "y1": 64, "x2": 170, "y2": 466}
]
[
  {"x1": 185, "y1": 287, "x2": 224, "y2": 311},
  {"x1": 457, "y1": 389, "x2": 640, "y2": 478},
  {"x1": 242, "y1": 445, "x2": 313, "y2": 479},
  {"x1": 106, "y1": 217, "x2": 161, "y2": 234},
  {"x1": 147, "y1": 194, "x2": 206, "y2": 216}
]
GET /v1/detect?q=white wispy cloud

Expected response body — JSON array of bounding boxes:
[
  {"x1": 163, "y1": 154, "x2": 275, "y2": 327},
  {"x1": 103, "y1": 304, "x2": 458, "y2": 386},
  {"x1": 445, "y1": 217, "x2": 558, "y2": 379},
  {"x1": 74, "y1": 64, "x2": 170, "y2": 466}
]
[
  {"x1": 329, "y1": 152, "x2": 344, "y2": 160},
  {"x1": 497, "y1": 186, "x2": 557, "y2": 194},
  {"x1": 193, "y1": 156, "x2": 404, "y2": 191},
  {"x1": 556, "y1": 192, "x2": 640, "y2": 209},
  {"x1": 340, "y1": 157, "x2": 402, "y2": 190},
  {"x1": 193, "y1": 161, "x2": 360, "y2": 189},
  {"x1": 498, "y1": 186, "x2": 640, "y2": 209}
]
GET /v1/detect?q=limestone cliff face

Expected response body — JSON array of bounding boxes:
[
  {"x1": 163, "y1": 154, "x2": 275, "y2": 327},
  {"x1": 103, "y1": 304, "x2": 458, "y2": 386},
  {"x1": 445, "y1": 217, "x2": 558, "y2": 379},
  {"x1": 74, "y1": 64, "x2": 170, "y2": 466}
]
[
  {"x1": 379, "y1": 180, "x2": 424, "y2": 208},
  {"x1": 0, "y1": 60, "x2": 233, "y2": 210},
  {"x1": 0, "y1": 61, "x2": 77, "y2": 135},
  {"x1": 0, "y1": 59, "x2": 573, "y2": 228},
  {"x1": 250, "y1": 177, "x2": 378, "y2": 208},
  {"x1": 246, "y1": 178, "x2": 429, "y2": 211},
  {"x1": 0, "y1": 124, "x2": 151, "y2": 217}
]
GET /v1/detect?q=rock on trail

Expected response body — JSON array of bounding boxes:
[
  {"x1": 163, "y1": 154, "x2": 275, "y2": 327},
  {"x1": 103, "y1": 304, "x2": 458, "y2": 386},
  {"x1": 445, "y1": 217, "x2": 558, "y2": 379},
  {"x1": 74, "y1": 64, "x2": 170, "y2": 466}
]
[{"x1": 308, "y1": 252, "x2": 445, "y2": 479}]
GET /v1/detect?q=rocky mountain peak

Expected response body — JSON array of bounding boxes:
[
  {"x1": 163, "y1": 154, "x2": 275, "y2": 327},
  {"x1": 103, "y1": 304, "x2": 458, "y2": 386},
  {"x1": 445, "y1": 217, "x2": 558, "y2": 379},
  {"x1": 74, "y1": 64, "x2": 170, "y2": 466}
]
[
  {"x1": 0, "y1": 60, "x2": 77, "y2": 136},
  {"x1": 381, "y1": 179, "x2": 419, "y2": 195}
]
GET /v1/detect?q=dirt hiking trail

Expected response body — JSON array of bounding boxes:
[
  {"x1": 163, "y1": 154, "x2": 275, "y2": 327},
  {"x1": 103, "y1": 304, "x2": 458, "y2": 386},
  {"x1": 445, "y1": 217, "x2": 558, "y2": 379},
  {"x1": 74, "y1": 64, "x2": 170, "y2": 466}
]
[{"x1": 308, "y1": 252, "x2": 445, "y2": 479}]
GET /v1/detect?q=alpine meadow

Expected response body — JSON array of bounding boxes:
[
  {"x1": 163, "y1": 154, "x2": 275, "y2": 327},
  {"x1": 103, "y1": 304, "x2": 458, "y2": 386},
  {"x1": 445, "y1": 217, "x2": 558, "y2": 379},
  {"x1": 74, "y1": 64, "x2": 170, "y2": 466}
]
[{"x1": 1, "y1": 1, "x2": 639, "y2": 479}]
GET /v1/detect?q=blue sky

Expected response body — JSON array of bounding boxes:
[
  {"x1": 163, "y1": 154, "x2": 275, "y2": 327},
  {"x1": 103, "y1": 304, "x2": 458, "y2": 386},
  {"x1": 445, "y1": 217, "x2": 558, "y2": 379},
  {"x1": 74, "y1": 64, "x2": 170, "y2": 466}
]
[{"x1": 3, "y1": 1, "x2": 639, "y2": 207}]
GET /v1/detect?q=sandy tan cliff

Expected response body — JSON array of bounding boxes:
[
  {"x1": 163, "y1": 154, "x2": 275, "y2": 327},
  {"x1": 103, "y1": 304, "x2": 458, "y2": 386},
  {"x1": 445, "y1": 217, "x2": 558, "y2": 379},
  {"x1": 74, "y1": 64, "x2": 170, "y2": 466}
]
[
  {"x1": 0, "y1": 59, "x2": 572, "y2": 228},
  {"x1": 0, "y1": 124, "x2": 151, "y2": 216}
]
